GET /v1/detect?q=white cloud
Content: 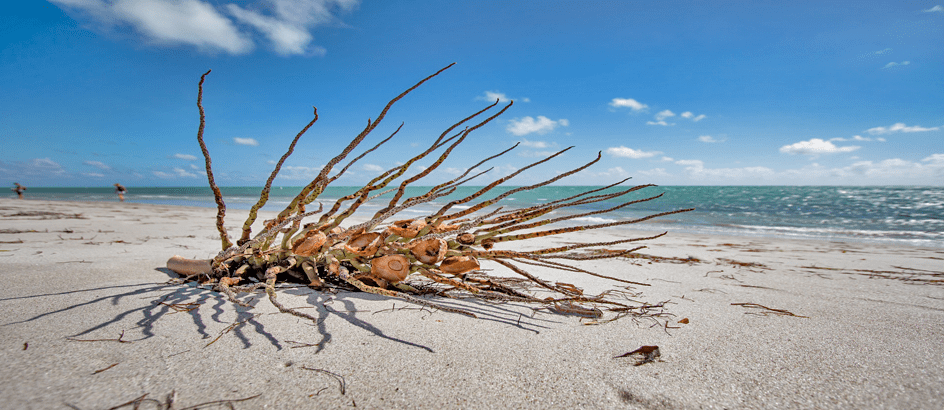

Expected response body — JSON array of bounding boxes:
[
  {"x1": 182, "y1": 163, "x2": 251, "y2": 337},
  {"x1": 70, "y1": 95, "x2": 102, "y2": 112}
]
[
  {"x1": 227, "y1": 4, "x2": 313, "y2": 56},
  {"x1": 517, "y1": 150, "x2": 557, "y2": 158},
  {"x1": 636, "y1": 168, "x2": 671, "y2": 178},
  {"x1": 923, "y1": 5, "x2": 943, "y2": 12},
  {"x1": 50, "y1": 0, "x2": 358, "y2": 56},
  {"x1": 874, "y1": 48, "x2": 892, "y2": 55},
  {"x1": 598, "y1": 166, "x2": 630, "y2": 179},
  {"x1": 81, "y1": 172, "x2": 105, "y2": 178},
  {"x1": 154, "y1": 167, "x2": 198, "y2": 179},
  {"x1": 697, "y1": 135, "x2": 722, "y2": 143},
  {"x1": 51, "y1": 0, "x2": 254, "y2": 54},
  {"x1": 476, "y1": 91, "x2": 529, "y2": 103},
  {"x1": 654, "y1": 110, "x2": 675, "y2": 121},
  {"x1": 646, "y1": 120, "x2": 672, "y2": 126},
  {"x1": 605, "y1": 146, "x2": 662, "y2": 159},
  {"x1": 519, "y1": 138, "x2": 553, "y2": 149},
  {"x1": 829, "y1": 135, "x2": 885, "y2": 142},
  {"x1": 84, "y1": 160, "x2": 111, "y2": 170},
  {"x1": 227, "y1": 0, "x2": 357, "y2": 56},
  {"x1": 675, "y1": 159, "x2": 776, "y2": 181},
  {"x1": 609, "y1": 98, "x2": 648, "y2": 111},
  {"x1": 660, "y1": 156, "x2": 674, "y2": 162},
  {"x1": 234, "y1": 137, "x2": 260, "y2": 146},
  {"x1": 808, "y1": 156, "x2": 944, "y2": 182},
  {"x1": 30, "y1": 158, "x2": 67, "y2": 177},
  {"x1": 779, "y1": 138, "x2": 860, "y2": 155},
  {"x1": 923, "y1": 153, "x2": 944, "y2": 164},
  {"x1": 363, "y1": 163, "x2": 384, "y2": 172},
  {"x1": 0, "y1": 158, "x2": 67, "y2": 179},
  {"x1": 276, "y1": 165, "x2": 324, "y2": 180},
  {"x1": 866, "y1": 123, "x2": 940, "y2": 135},
  {"x1": 883, "y1": 61, "x2": 911, "y2": 69},
  {"x1": 174, "y1": 153, "x2": 198, "y2": 160},
  {"x1": 506, "y1": 116, "x2": 568, "y2": 136}
]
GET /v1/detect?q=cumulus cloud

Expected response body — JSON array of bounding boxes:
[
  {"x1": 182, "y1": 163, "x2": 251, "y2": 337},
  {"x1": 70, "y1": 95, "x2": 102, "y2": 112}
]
[
  {"x1": 153, "y1": 167, "x2": 198, "y2": 179},
  {"x1": 50, "y1": 0, "x2": 358, "y2": 56},
  {"x1": 680, "y1": 111, "x2": 707, "y2": 122},
  {"x1": 506, "y1": 116, "x2": 568, "y2": 136},
  {"x1": 883, "y1": 61, "x2": 911, "y2": 69},
  {"x1": 276, "y1": 165, "x2": 324, "y2": 180},
  {"x1": 605, "y1": 146, "x2": 662, "y2": 159},
  {"x1": 923, "y1": 5, "x2": 943, "y2": 12},
  {"x1": 234, "y1": 137, "x2": 260, "y2": 146},
  {"x1": 779, "y1": 138, "x2": 860, "y2": 155},
  {"x1": 866, "y1": 123, "x2": 940, "y2": 135},
  {"x1": 646, "y1": 120, "x2": 672, "y2": 126},
  {"x1": 519, "y1": 138, "x2": 555, "y2": 149},
  {"x1": 609, "y1": 98, "x2": 648, "y2": 111},
  {"x1": 51, "y1": 0, "x2": 253, "y2": 54},
  {"x1": 636, "y1": 168, "x2": 671, "y2": 178},
  {"x1": 476, "y1": 91, "x2": 529, "y2": 103},
  {"x1": 830, "y1": 135, "x2": 885, "y2": 142},
  {"x1": 817, "y1": 155, "x2": 944, "y2": 182},
  {"x1": 654, "y1": 110, "x2": 675, "y2": 121},
  {"x1": 84, "y1": 160, "x2": 111, "y2": 170},
  {"x1": 0, "y1": 158, "x2": 68, "y2": 179},
  {"x1": 675, "y1": 159, "x2": 776, "y2": 181},
  {"x1": 697, "y1": 135, "x2": 722, "y2": 143},
  {"x1": 362, "y1": 163, "x2": 384, "y2": 173},
  {"x1": 174, "y1": 153, "x2": 198, "y2": 160}
]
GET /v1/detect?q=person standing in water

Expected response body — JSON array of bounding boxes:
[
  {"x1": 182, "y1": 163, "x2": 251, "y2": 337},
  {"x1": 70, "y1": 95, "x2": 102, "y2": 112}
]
[
  {"x1": 11, "y1": 183, "x2": 26, "y2": 199},
  {"x1": 114, "y1": 183, "x2": 127, "y2": 202}
]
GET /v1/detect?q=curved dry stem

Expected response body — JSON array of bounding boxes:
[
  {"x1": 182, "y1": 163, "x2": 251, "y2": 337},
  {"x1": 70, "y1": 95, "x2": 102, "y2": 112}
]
[
  {"x1": 195, "y1": 70, "x2": 232, "y2": 250},
  {"x1": 239, "y1": 107, "x2": 319, "y2": 245}
]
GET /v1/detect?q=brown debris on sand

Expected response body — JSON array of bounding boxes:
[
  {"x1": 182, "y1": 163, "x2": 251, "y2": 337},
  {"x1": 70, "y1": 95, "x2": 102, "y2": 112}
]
[{"x1": 166, "y1": 64, "x2": 693, "y2": 322}]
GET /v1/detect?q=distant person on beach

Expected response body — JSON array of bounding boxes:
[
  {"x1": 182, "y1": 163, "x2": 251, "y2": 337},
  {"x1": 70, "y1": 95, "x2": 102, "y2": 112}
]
[
  {"x1": 11, "y1": 183, "x2": 26, "y2": 199},
  {"x1": 114, "y1": 183, "x2": 127, "y2": 202}
]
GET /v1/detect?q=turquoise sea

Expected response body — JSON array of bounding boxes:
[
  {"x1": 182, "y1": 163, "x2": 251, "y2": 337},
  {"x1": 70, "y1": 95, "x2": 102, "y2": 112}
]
[{"x1": 12, "y1": 185, "x2": 944, "y2": 248}]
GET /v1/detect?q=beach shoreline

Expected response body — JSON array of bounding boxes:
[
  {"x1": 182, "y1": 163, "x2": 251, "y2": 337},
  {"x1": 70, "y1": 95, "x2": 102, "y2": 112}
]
[{"x1": 1, "y1": 198, "x2": 942, "y2": 409}]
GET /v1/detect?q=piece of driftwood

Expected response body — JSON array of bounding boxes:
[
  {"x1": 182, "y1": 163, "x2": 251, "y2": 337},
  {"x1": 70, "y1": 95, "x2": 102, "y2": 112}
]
[{"x1": 167, "y1": 63, "x2": 692, "y2": 320}]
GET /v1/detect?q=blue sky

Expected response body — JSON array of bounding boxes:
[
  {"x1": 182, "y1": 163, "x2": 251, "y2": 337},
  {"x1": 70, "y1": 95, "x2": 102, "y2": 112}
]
[{"x1": 2, "y1": 1, "x2": 942, "y2": 187}]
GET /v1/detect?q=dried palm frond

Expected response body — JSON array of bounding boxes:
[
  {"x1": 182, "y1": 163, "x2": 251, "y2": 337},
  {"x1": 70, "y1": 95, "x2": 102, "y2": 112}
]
[{"x1": 168, "y1": 63, "x2": 693, "y2": 321}]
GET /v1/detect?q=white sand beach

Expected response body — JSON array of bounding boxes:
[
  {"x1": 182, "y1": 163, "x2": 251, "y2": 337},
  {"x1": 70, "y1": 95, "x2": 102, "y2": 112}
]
[{"x1": 1, "y1": 198, "x2": 942, "y2": 409}]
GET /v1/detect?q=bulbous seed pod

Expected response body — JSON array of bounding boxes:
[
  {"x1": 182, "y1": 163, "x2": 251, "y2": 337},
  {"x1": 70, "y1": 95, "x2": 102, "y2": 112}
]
[
  {"x1": 345, "y1": 232, "x2": 383, "y2": 256},
  {"x1": 371, "y1": 254, "x2": 411, "y2": 283},
  {"x1": 432, "y1": 223, "x2": 460, "y2": 233},
  {"x1": 292, "y1": 230, "x2": 327, "y2": 256},
  {"x1": 439, "y1": 255, "x2": 480, "y2": 274},
  {"x1": 387, "y1": 219, "x2": 427, "y2": 238},
  {"x1": 456, "y1": 233, "x2": 475, "y2": 245},
  {"x1": 408, "y1": 237, "x2": 448, "y2": 264}
]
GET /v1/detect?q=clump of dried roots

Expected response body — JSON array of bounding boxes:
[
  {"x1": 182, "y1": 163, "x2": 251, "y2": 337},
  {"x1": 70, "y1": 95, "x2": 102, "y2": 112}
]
[{"x1": 168, "y1": 63, "x2": 693, "y2": 321}]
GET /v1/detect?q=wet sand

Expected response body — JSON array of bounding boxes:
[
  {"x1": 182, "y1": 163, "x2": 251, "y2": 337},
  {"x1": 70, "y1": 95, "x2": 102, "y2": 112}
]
[{"x1": 1, "y1": 198, "x2": 942, "y2": 409}]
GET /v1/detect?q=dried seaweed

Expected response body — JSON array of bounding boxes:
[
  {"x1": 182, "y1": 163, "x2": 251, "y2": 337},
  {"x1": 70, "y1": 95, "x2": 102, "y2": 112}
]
[
  {"x1": 170, "y1": 64, "x2": 693, "y2": 322},
  {"x1": 731, "y1": 302, "x2": 808, "y2": 318}
]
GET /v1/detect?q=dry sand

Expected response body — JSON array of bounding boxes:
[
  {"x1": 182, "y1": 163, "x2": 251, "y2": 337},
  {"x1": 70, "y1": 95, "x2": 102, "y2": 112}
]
[{"x1": 1, "y1": 198, "x2": 942, "y2": 409}]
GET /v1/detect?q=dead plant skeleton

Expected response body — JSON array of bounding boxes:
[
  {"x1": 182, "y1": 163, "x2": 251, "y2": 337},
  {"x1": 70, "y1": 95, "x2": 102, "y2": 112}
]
[{"x1": 166, "y1": 63, "x2": 693, "y2": 321}]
